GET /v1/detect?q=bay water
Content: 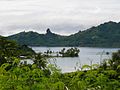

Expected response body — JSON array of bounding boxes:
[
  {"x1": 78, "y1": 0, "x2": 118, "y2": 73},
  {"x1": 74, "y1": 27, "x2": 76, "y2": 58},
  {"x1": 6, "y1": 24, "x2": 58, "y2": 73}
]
[{"x1": 32, "y1": 47, "x2": 120, "y2": 73}]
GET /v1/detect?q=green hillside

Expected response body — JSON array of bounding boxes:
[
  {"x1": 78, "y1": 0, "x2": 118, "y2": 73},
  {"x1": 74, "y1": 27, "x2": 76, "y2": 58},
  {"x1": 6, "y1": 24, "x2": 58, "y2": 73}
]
[
  {"x1": 8, "y1": 21, "x2": 120, "y2": 47},
  {"x1": 68, "y1": 21, "x2": 120, "y2": 47}
]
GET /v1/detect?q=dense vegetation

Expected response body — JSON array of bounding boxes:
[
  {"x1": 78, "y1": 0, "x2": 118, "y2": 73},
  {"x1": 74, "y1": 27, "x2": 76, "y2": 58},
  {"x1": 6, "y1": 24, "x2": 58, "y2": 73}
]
[
  {"x1": 0, "y1": 36, "x2": 35, "y2": 65},
  {"x1": 59, "y1": 48, "x2": 80, "y2": 57},
  {"x1": 8, "y1": 28, "x2": 65, "y2": 46},
  {"x1": 8, "y1": 21, "x2": 120, "y2": 47},
  {"x1": 43, "y1": 48, "x2": 80, "y2": 57},
  {"x1": 0, "y1": 37, "x2": 120, "y2": 90}
]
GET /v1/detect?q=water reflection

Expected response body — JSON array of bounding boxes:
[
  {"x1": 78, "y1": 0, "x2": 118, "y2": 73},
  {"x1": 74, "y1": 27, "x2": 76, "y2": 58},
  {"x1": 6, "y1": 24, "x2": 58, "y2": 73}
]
[{"x1": 32, "y1": 47, "x2": 120, "y2": 73}]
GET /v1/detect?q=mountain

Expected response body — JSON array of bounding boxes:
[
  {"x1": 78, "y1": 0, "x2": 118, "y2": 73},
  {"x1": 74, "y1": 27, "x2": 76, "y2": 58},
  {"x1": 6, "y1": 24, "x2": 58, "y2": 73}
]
[
  {"x1": 67, "y1": 21, "x2": 120, "y2": 47},
  {"x1": 8, "y1": 28, "x2": 66, "y2": 46},
  {"x1": 8, "y1": 21, "x2": 120, "y2": 47}
]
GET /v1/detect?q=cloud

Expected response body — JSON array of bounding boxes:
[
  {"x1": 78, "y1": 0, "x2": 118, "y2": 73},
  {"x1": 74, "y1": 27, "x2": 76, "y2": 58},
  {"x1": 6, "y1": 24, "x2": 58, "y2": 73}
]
[
  {"x1": 0, "y1": 0, "x2": 120, "y2": 36},
  {"x1": 1, "y1": 22, "x2": 86, "y2": 36}
]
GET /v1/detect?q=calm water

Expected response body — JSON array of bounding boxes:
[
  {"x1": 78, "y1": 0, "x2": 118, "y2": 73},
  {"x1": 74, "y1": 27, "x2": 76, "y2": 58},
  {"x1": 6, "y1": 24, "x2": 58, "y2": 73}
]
[{"x1": 32, "y1": 47, "x2": 120, "y2": 73}]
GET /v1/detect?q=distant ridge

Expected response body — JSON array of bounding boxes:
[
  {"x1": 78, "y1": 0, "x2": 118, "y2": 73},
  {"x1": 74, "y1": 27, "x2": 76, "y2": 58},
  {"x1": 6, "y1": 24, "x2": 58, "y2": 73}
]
[{"x1": 7, "y1": 21, "x2": 120, "y2": 47}]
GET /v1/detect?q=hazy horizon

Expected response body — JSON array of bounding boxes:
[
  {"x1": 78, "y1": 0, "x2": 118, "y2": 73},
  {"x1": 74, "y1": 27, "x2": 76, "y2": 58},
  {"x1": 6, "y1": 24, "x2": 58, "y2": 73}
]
[
  {"x1": 1, "y1": 20, "x2": 120, "y2": 37},
  {"x1": 0, "y1": 0, "x2": 120, "y2": 36}
]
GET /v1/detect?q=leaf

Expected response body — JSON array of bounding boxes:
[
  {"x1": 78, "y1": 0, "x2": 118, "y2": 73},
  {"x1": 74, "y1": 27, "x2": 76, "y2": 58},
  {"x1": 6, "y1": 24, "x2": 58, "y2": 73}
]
[{"x1": 82, "y1": 65, "x2": 91, "y2": 70}]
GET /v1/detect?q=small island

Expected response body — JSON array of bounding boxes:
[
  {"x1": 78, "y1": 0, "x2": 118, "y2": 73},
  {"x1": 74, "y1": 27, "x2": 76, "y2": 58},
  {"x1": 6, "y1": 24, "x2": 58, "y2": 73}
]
[
  {"x1": 43, "y1": 47, "x2": 80, "y2": 57},
  {"x1": 59, "y1": 48, "x2": 80, "y2": 57}
]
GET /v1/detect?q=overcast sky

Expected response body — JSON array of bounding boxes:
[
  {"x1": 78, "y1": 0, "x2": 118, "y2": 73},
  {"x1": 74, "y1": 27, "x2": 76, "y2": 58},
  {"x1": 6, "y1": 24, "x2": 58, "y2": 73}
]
[{"x1": 0, "y1": 0, "x2": 120, "y2": 36}]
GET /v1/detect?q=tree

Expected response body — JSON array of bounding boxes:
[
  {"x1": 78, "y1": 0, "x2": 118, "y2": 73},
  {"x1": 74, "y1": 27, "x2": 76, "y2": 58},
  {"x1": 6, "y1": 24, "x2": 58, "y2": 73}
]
[
  {"x1": 34, "y1": 53, "x2": 47, "y2": 69},
  {"x1": 0, "y1": 37, "x2": 18, "y2": 65},
  {"x1": 109, "y1": 50, "x2": 120, "y2": 70},
  {"x1": 59, "y1": 48, "x2": 80, "y2": 57}
]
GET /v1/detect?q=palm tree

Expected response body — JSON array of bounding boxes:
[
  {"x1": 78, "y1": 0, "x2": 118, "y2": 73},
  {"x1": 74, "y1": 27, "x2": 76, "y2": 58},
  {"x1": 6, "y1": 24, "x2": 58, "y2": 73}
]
[{"x1": 34, "y1": 53, "x2": 47, "y2": 69}]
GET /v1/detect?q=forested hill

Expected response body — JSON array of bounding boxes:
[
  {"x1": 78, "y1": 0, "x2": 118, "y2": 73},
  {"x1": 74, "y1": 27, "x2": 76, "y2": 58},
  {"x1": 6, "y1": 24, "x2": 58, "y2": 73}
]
[
  {"x1": 8, "y1": 28, "x2": 66, "y2": 46},
  {"x1": 8, "y1": 21, "x2": 120, "y2": 47}
]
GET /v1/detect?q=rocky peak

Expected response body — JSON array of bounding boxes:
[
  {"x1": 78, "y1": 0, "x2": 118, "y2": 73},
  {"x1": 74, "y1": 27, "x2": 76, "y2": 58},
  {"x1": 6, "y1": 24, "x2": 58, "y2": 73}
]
[{"x1": 46, "y1": 28, "x2": 53, "y2": 35}]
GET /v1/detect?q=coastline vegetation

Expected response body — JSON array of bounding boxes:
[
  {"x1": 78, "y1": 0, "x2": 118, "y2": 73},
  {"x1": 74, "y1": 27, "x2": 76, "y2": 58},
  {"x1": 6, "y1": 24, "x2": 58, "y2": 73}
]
[
  {"x1": 43, "y1": 48, "x2": 80, "y2": 57},
  {"x1": 59, "y1": 48, "x2": 80, "y2": 57},
  {"x1": 0, "y1": 37, "x2": 120, "y2": 90}
]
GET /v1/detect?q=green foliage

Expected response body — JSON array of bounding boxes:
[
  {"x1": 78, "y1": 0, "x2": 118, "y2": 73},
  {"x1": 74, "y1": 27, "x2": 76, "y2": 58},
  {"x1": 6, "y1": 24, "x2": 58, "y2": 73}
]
[
  {"x1": 0, "y1": 37, "x2": 35, "y2": 66},
  {"x1": 0, "y1": 58, "x2": 68, "y2": 90},
  {"x1": 33, "y1": 53, "x2": 47, "y2": 69},
  {"x1": 18, "y1": 44, "x2": 35, "y2": 56},
  {"x1": 82, "y1": 64, "x2": 92, "y2": 70},
  {"x1": 108, "y1": 50, "x2": 120, "y2": 70},
  {"x1": 59, "y1": 48, "x2": 80, "y2": 57},
  {"x1": 0, "y1": 54, "x2": 120, "y2": 90},
  {"x1": 0, "y1": 37, "x2": 120, "y2": 89}
]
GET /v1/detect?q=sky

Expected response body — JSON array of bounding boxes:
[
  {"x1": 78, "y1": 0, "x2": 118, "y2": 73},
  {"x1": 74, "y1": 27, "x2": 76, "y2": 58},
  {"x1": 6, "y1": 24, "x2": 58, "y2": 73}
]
[{"x1": 0, "y1": 0, "x2": 120, "y2": 36}]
